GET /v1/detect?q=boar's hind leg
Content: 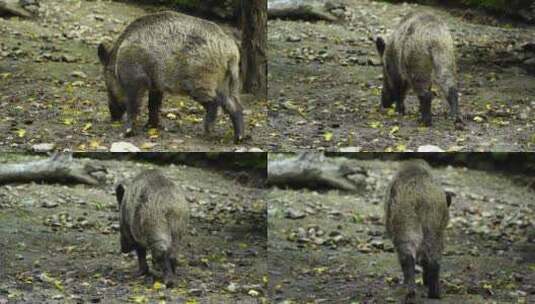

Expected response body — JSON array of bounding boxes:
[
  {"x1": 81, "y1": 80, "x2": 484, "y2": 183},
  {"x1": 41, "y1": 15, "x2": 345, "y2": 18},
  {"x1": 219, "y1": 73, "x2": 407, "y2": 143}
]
[
  {"x1": 397, "y1": 245, "x2": 417, "y2": 304},
  {"x1": 147, "y1": 90, "x2": 163, "y2": 129},
  {"x1": 219, "y1": 94, "x2": 244, "y2": 143},
  {"x1": 417, "y1": 90, "x2": 433, "y2": 127},
  {"x1": 426, "y1": 259, "x2": 441, "y2": 299},
  {"x1": 135, "y1": 245, "x2": 149, "y2": 276}
]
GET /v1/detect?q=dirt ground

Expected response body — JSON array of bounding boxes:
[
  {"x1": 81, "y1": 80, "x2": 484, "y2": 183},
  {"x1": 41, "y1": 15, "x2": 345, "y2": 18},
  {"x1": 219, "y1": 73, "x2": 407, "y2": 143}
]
[
  {"x1": 0, "y1": 0, "x2": 269, "y2": 152},
  {"x1": 267, "y1": 0, "x2": 535, "y2": 151},
  {"x1": 267, "y1": 156, "x2": 535, "y2": 303},
  {"x1": 0, "y1": 154, "x2": 267, "y2": 303}
]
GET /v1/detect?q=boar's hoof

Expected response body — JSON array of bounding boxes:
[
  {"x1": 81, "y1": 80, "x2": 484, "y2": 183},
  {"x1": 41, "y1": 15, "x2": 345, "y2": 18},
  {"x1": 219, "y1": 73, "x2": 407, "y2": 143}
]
[
  {"x1": 164, "y1": 277, "x2": 176, "y2": 288},
  {"x1": 403, "y1": 291, "x2": 416, "y2": 304},
  {"x1": 454, "y1": 118, "x2": 465, "y2": 131},
  {"x1": 234, "y1": 135, "x2": 243, "y2": 144},
  {"x1": 124, "y1": 128, "x2": 136, "y2": 137}
]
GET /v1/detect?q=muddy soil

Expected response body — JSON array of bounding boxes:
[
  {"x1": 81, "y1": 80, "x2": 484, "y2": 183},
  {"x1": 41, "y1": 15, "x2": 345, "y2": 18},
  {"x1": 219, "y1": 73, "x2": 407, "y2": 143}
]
[
  {"x1": 267, "y1": 157, "x2": 535, "y2": 303},
  {"x1": 0, "y1": 0, "x2": 269, "y2": 152},
  {"x1": 0, "y1": 154, "x2": 267, "y2": 303},
  {"x1": 268, "y1": 0, "x2": 535, "y2": 151}
]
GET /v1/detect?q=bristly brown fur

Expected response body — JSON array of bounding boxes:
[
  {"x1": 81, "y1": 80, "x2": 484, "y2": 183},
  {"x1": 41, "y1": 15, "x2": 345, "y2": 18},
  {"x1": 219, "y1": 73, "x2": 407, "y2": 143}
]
[
  {"x1": 376, "y1": 11, "x2": 461, "y2": 127},
  {"x1": 384, "y1": 159, "x2": 450, "y2": 302},
  {"x1": 98, "y1": 11, "x2": 244, "y2": 142},
  {"x1": 116, "y1": 169, "x2": 189, "y2": 287}
]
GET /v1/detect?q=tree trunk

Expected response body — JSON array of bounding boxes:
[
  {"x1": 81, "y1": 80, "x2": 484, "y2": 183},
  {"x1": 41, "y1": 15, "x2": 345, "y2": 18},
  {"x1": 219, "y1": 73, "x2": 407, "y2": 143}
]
[
  {"x1": 0, "y1": 0, "x2": 33, "y2": 18},
  {"x1": 240, "y1": 0, "x2": 267, "y2": 99},
  {"x1": 267, "y1": 153, "x2": 367, "y2": 192},
  {"x1": 0, "y1": 153, "x2": 105, "y2": 185}
]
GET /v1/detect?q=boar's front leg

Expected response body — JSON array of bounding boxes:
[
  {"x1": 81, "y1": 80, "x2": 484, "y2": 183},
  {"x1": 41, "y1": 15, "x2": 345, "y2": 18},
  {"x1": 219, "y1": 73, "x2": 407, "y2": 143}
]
[
  {"x1": 147, "y1": 90, "x2": 163, "y2": 129},
  {"x1": 135, "y1": 245, "x2": 149, "y2": 276},
  {"x1": 202, "y1": 103, "x2": 218, "y2": 135},
  {"x1": 124, "y1": 87, "x2": 143, "y2": 137}
]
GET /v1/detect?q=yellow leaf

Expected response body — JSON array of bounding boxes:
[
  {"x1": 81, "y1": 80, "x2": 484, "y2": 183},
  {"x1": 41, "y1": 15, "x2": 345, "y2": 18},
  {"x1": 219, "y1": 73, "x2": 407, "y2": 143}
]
[
  {"x1": 77, "y1": 144, "x2": 87, "y2": 151},
  {"x1": 473, "y1": 116, "x2": 484, "y2": 123},
  {"x1": 147, "y1": 128, "x2": 159, "y2": 139},
  {"x1": 323, "y1": 132, "x2": 333, "y2": 141},
  {"x1": 129, "y1": 295, "x2": 148, "y2": 303},
  {"x1": 262, "y1": 275, "x2": 268, "y2": 284},
  {"x1": 166, "y1": 113, "x2": 177, "y2": 120},
  {"x1": 386, "y1": 107, "x2": 396, "y2": 117},
  {"x1": 16, "y1": 129, "x2": 26, "y2": 138},
  {"x1": 153, "y1": 281, "x2": 164, "y2": 291},
  {"x1": 54, "y1": 280, "x2": 64, "y2": 291},
  {"x1": 395, "y1": 144, "x2": 406, "y2": 152},
  {"x1": 82, "y1": 123, "x2": 92, "y2": 132},
  {"x1": 185, "y1": 299, "x2": 199, "y2": 304},
  {"x1": 369, "y1": 121, "x2": 382, "y2": 129},
  {"x1": 485, "y1": 103, "x2": 492, "y2": 110},
  {"x1": 89, "y1": 140, "x2": 101, "y2": 149},
  {"x1": 140, "y1": 142, "x2": 157, "y2": 150},
  {"x1": 63, "y1": 118, "x2": 74, "y2": 125},
  {"x1": 314, "y1": 267, "x2": 327, "y2": 274},
  {"x1": 389, "y1": 126, "x2": 399, "y2": 135}
]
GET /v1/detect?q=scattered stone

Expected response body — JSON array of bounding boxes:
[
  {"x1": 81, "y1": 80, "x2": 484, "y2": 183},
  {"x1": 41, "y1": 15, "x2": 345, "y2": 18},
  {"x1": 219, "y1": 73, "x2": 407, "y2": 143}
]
[
  {"x1": 286, "y1": 35, "x2": 301, "y2": 42},
  {"x1": 285, "y1": 208, "x2": 306, "y2": 219},
  {"x1": 188, "y1": 288, "x2": 202, "y2": 296},
  {"x1": 110, "y1": 142, "x2": 140, "y2": 152},
  {"x1": 41, "y1": 201, "x2": 59, "y2": 208},
  {"x1": 70, "y1": 70, "x2": 87, "y2": 79},
  {"x1": 417, "y1": 145, "x2": 444, "y2": 152},
  {"x1": 226, "y1": 282, "x2": 238, "y2": 293},
  {"x1": 32, "y1": 143, "x2": 55, "y2": 153},
  {"x1": 339, "y1": 146, "x2": 361, "y2": 152}
]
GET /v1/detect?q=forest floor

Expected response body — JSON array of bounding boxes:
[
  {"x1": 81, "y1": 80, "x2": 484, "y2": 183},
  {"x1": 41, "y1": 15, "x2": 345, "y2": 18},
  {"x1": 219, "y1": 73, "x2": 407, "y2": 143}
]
[
  {"x1": 0, "y1": 0, "x2": 269, "y2": 152},
  {"x1": 268, "y1": 0, "x2": 535, "y2": 151},
  {"x1": 0, "y1": 154, "x2": 267, "y2": 303},
  {"x1": 268, "y1": 157, "x2": 535, "y2": 303}
]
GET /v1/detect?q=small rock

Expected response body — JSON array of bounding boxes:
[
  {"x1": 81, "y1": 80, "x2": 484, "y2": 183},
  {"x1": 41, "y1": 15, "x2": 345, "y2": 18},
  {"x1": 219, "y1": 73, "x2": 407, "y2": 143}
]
[
  {"x1": 41, "y1": 201, "x2": 59, "y2": 208},
  {"x1": 285, "y1": 208, "x2": 306, "y2": 219},
  {"x1": 188, "y1": 288, "x2": 202, "y2": 296},
  {"x1": 70, "y1": 70, "x2": 87, "y2": 78},
  {"x1": 339, "y1": 146, "x2": 361, "y2": 152},
  {"x1": 226, "y1": 282, "x2": 239, "y2": 293},
  {"x1": 32, "y1": 143, "x2": 55, "y2": 152},
  {"x1": 417, "y1": 145, "x2": 444, "y2": 152},
  {"x1": 248, "y1": 290, "x2": 260, "y2": 297},
  {"x1": 367, "y1": 57, "x2": 381, "y2": 66},
  {"x1": 110, "y1": 142, "x2": 140, "y2": 152},
  {"x1": 61, "y1": 54, "x2": 76, "y2": 62},
  {"x1": 286, "y1": 36, "x2": 301, "y2": 42}
]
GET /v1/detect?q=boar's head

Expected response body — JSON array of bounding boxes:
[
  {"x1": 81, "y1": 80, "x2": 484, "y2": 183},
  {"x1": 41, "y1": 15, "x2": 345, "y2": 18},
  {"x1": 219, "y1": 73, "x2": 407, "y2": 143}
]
[
  {"x1": 98, "y1": 42, "x2": 127, "y2": 121},
  {"x1": 375, "y1": 36, "x2": 395, "y2": 109}
]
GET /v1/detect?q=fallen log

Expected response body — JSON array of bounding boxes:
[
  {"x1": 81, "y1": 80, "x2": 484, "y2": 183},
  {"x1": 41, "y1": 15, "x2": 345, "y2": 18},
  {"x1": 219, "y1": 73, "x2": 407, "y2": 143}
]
[
  {"x1": 267, "y1": 152, "x2": 367, "y2": 192},
  {"x1": 0, "y1": 153, "x2": 105, "y2": 185},
  {"x1": 0, "y1": 0, "x2": 33, "y2": 18},
  {"x1": 268, "y1": 0, "x2": 339, "y2": 22}
]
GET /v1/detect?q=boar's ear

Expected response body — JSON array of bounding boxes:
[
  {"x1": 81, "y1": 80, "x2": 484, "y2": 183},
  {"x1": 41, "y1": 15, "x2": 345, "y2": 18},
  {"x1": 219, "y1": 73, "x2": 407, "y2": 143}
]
[
  {"x1": 115, "y1": 183, "x2": 125, "y2": 206},
  {"x1": 98, "y1": 42, "x2": 112, "y2": 66},
  {"x1": 445, "y1": 190, "x2": 455, "y2": 208},
  {"x1": 376, "y1": 37, "x2": 386, "y2": 57}
]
